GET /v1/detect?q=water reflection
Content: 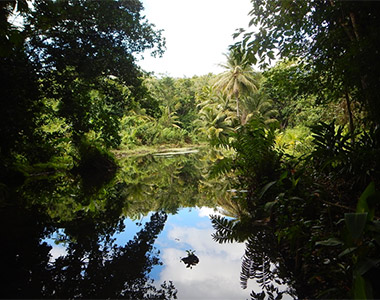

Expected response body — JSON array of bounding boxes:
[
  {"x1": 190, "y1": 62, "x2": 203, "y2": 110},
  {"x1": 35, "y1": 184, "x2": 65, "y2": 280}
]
[
  {"x1": 0, "y1": 149, "x2": 297, "y2": 299},
  {"x1": 0, "y1": 204, "x2": 175, "y2": 298},
  {"x1": 155, "y1": 207, "x2": 251, "y2": 299}
]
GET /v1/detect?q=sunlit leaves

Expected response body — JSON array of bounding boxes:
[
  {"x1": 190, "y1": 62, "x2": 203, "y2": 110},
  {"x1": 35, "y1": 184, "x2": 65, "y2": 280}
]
[{"x1": 213, "y1": 49, "x2": 260, "y2": 122}]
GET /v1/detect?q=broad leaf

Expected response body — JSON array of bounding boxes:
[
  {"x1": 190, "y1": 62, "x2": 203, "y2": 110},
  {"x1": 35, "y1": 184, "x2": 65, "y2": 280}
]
[
  {"x1": 259, "y1": 181, "x2": 277, "y2": 199},
  {"x1": 338, "y1": 247, "x2": 357, "y2": 258},
  {"x1": 356, "y1": 182, "x2": 374, "y2": 215},
  {"x1": 345, "y1": 213, "x2": 368, "y2": 241},
  {"x1": 353, "y1": 275, "x2": 367, "y2": 300},
  {"x1": 316, "y1": 238, "x2": 343, "y2": 246},
  {"x1": 355, "y1": 258, "x2": 380, "y2": 276}
]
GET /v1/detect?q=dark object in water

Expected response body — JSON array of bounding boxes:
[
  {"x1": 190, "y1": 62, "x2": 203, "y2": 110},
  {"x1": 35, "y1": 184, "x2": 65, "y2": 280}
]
[{"x1": 181, "y1": 250, "x2": 199, "y2": 269}]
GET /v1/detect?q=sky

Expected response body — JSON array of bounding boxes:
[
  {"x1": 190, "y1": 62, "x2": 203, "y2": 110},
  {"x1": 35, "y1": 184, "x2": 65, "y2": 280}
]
[{"x1": 138, "y1": 0, "x2": 253, "y2": 77}]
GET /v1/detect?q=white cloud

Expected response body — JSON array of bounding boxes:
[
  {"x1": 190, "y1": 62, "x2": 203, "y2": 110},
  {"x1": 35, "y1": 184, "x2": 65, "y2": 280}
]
[
  {"x1": 139, "y1": 0, "x2": 253, "y2": 77},
  {"x1": 49, "y1": 245, "x2": 67, "y2": 262}
]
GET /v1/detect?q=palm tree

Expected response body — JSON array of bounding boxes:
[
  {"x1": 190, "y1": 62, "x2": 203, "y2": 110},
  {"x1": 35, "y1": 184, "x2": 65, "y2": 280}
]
[
  {"x1": 194, "y1": 86, "x2": 235, "y2": 145},
  {"x1": 213, "y1": 50, "x2": 260, "y2": 123},
  {"x1": 159, "y1": 106, "x2": 181, "y2": 128},
  {"x1": 194, "y1": 105, "x2": 234, "y2": 146},
  {"x1": 241, "y1": 90, "x2": 278, "y2": 125}
]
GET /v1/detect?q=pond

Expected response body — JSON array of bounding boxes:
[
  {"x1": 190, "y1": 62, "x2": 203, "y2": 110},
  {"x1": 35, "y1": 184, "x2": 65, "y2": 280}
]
[{"x1": 0, "y1": 148, "x2": 296, "y2": 299}]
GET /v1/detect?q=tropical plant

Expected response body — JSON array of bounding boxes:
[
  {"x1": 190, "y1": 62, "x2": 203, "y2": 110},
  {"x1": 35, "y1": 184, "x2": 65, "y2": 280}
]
[
  {"x1": 241, "y1": 90, "x2": 278, "y2": 125},
  {"x1": 233, "y1": 1, "x2": 380, "y2": 125},
  {"x1": 158, "y1": 106, "x2": 182, "y2": 129},
  {"x1": 213, "y1": 49, "x2": 260, "y2": 123},
  {"x1": 274, "y1": 126, "x2": 313, "y2": 157},
  {"x1": 194, "y1": 105, "x2": 234, "y2": 146}
]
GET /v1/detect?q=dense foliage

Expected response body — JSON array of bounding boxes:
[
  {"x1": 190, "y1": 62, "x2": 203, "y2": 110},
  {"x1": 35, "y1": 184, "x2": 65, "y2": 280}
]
[
  {"x1": 1, "y1": 0, "x2": 164, "y2": 182},
  {"x1": 233, "y1": 0, "x2": 380, "y2": 125},
  {"x1": 206, "y1": 1, "x2": 380, "y2": 298}
]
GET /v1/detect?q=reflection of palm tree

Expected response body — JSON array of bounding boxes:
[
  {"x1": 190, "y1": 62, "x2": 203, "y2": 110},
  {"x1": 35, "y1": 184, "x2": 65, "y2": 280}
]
[
  {"x1": 215, "y1": 191, "x2": 249, "y2": 220},
  {"x1": 213, "y1": 50, "x2": 259, "y2": 122},
  {"x1": 181, "y1": 250, "x2": 199, "y2": 269},
  {"x1": 242, "y1": 231, "x2": 297, "y2": 300},
  {"x1": 118, "y1": 153, "x2": 204, "y2": 217}
]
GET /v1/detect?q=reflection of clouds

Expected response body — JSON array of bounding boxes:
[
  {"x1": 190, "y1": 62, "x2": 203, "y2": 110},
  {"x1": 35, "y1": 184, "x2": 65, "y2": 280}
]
[
  {"x1": 197, "y1": 207, "x2": 223, "y2": 218},
  {"x1": 49, "y1": 245, "x2": 67, "y2": 262},
  {"x1": 168, "y1": 226, "x2": 242, "y2": 259},
  {"x1": 159, "y1": 224, "x2": 256, "y2": 299}
]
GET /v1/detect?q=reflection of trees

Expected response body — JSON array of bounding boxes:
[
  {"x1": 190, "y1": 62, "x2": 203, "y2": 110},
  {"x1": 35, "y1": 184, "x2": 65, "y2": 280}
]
[
  {"x1": 118, "y1": 153, "x2": 210, "y2": 217},
  {"x1": 0, "y1": 205, "x2": 176, "y2": 299},
  {"x1": 2, "y1": 149, "x2": 237, "y2": 298},
  {"x1": 0, "y1": 206, "x2": 53, "y2": 298},
  {"x1": 211, "y1": 215, "x2": 297, "y2": 300},
  {"x1": 46, "y1": 211, "x2": 176, "y2": 299},
  {"x1": 17, "y1": 151, "x2": 208, "y2": 222},
  {"x1": 242, "y1": 231, "x2": 297, "y2": 300}
]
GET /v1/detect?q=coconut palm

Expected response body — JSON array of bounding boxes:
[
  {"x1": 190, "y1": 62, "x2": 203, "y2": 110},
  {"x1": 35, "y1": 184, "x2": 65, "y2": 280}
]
[
  {"x1": 194, "y1": 105, "x2": 234, "y2": 145},
  {"x1": 213, "y1": 50, "x2": 260, "y2": 123},
  {"x1": 194, "y1": 86, "x2": 235, "y2": 145},
  {"x1": 241, "y1": 90, "x2": 278, "y2": 125}
]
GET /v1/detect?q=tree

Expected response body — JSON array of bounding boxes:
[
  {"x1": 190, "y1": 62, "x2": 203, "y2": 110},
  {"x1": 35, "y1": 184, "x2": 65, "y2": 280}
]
[
  {"x1": 26, "y1": 0, "x2": 164, "y2": 144},
  {"x1": 233, "y1": 0, "x2": 380, "y2": 124},
  {"x1": 213, "y1": 50, "x2": 259, "y2": 123},
  {"x1": 194, "y1": 86, "x2": 235, "y2": 145},
  {"x1": 1, "y1": 0, "x2": 165, "y2": 175},
  {"x1": 241, "y1": 90, "x2": 278, "y2": 125},
  {"x1": 261, "y1": 60, "x2": 343, "y2": 129}
]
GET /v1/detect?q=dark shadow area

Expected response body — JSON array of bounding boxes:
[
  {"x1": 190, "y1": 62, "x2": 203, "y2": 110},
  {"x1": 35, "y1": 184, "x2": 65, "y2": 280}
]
[
  {"x1": 0, "y1": 203, "x2": 176, "y2": 299},
  {"x1": 71, "y1": 144, "x2": 118, "y2": 194}
]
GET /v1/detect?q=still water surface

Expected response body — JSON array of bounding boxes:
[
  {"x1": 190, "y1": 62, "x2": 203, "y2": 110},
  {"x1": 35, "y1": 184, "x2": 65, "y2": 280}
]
[
  {"x1": 46, "y1": 207, "x2": 251, "y2": 299},
  {"x1": 1, "y1": 149, "x2": 295, "y2": 299}
]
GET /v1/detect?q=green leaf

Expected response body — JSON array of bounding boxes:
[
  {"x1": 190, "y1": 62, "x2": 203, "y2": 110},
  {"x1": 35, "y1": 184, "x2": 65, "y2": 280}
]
[
  {"x1": 278, "y1": 171, "x2": 288, "y2": 183},
  {"x1": 258, "y1": 181, "x2": 277, "y2": 199},
  {"x1": 315, "y1": 237, "x2": 343, "y2": 246},
  {"x1": 264, "y1": 200, "x2": 277, "y2": 211},
  {"x1": 356, "y1": 182, "x2": 374, "y2": 214},
  {"x1": 355, "y1": 258, "x2": 380, "y2": 276},
  {"x1": 345, "y1": 213, "x2": 368, "y2": 241},
  {"x1": 353, "y1": 275, "x2": 367, "y2": 300},
  {"x1": 268, "y1": 51, "x2": 275, "y2": 60},
  {"x1": 338, "y1": 247, "x2": 357, "y2": 258}
]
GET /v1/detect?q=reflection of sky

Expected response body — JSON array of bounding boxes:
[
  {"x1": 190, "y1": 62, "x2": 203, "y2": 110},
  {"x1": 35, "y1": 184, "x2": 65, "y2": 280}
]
[
  {"x1": 155, "y1": 207, "x2": 253, "y2": 299},
  {"x1": 112, "y1": 207, "x2": 256, "y2": 298},
  {"x1": 45, "y1": 207, "x2": 267, "y2": 299}
]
